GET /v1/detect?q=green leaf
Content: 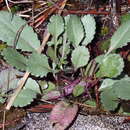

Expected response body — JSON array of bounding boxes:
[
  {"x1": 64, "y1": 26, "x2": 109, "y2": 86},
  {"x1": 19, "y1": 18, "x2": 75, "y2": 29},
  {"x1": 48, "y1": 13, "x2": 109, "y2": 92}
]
[
  {"x1": 81, "y1": 15, "x2": 96, "y2": 46},
  {"x1": 71, "y1": 46, "x2": 90, "y2": 69},
  {"x1": 15, "y1": 78, "x2": 41, "y2": 107},
  {"x1": 100, "y1": 77, "x2": 130, "y2": 111},
  {"x1": 96, "y1": 54, "x2": 124, "y2": 78},
  {"x1": 67, "y1": 15, "x2": 84, "y2": 47},
  {"x1": 99, "y1": 79, "x2": 119, "y2": 111},
  {"x1": 24, "y1": 78, "x2": 41, "y2": 93},
  {"x1": 46, "y1": 46, "x2": 55, "y2": 61},
  {"x1": 43, "y1": 82, "x2": 56, "y2": 94},
  {"x1": 47, "y1": 37, "x2": 62, "y2": 46},
  {"x1": 120, "y1": 13, "x2": 130, "y2": 24},
  {"x1": 85, "y1": 100, "x2": 96, "y2": 107},
  {"x1": 100, "y1": 88, "x2": 119, "y2": 111},
  {"x1": 13, "y1": 89, "x2": 37, "y2": 107},
  {"x1": 99, "y1": 39, "x2": 110, "y2": 53},
  {"x1": 0, "y1": 11, "x2": 40, "y2": 51},
  {"x1": 115, "y1": 80, "x2": 130, "y2": 100},
  {"x1": 107, "y1": 20, "x2": 130, "y2": 54},
  {"x1": 48, "y1": 15, "x2": 64, "y2": 39},
  {"x1": 27, "y1": 52, "x2": 51, "y2": 77},
  {"x1": 73, "y1": 85, "x2": 84, "y2": 97},
  {"x1": 99, "y1": 78, "x2": 117, "y2": 91},
  {"x1": 95, "y1": 54, "x2": 105, "y2": 64},
  {"x1": 2, "y1": 47, "x2": 27, "y2": 71},
  {"x1": 64, "y1": 15, "x2": 70, "y2": 26}
]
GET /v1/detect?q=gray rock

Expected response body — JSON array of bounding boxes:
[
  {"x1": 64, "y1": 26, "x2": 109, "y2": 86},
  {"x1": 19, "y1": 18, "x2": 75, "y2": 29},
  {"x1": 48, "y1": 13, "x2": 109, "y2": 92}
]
[{"x1": 9, "y1": 112, "x2": 130, "y2": 130}]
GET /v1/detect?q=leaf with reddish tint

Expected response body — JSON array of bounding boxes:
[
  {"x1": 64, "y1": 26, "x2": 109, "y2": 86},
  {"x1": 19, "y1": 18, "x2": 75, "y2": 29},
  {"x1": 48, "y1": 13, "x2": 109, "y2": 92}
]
[
  {"x1": 50, "y1": 101, "x2": 78, "y2": 130},
  {"x1": 41, "y1": 90, "x2": 61, "y2": 100}
]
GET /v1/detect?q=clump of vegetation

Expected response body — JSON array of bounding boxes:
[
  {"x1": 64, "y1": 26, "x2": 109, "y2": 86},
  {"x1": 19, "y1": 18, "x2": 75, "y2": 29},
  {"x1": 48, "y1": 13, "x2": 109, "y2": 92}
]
[{"x1": 1, "y1": 7, "x2": 130, "y2": 129}]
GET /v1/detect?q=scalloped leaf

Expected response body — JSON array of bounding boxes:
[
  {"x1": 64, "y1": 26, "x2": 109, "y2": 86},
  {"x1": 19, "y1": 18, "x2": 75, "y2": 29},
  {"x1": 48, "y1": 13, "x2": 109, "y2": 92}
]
[
  {"x1": 96, "y1": 54, "x2": 124, "y2": 78},
  {"x1": 71, "y1": 46, "x2": 90, "y2": 69},
  {"x1": 27, "y1": 52, "x2": 52, "y2": 77},
  {"x1": 0, "y1": 67, "x2": 23, "y2": 94},
  {"x1": 2, "y1": 47, "x2": 27, "y2": 71},
  {"x1": 48, "y1": 15, "x2": 64, "y2": 39},
  {"x1": 66, "y1": 15, "x2": 84, "y2": 47},
  {"x1": 13, "y1": 78, "x2": 41, "y2": 107},
  {"x1": 13, "y1": 89, "x2": 37, "y2": 107},
  {"x1": 0, "y1": 11, "x2": 40, "y2": 51},
  {"x1": 107, "y1": 20, "x2": 130, "y2": 54},
  {"x1": 100, "y1": 88, "x2": 119, "y2": 111},
  {"x1": 81, "y1": 15, "x2": 96, "y2": 46}
]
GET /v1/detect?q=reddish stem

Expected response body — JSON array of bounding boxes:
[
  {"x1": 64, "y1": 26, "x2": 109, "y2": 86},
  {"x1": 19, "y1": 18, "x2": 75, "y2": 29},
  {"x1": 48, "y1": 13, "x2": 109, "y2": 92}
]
[{"x1": 63, "y1": 10, "x2": 110, "y2": 15}]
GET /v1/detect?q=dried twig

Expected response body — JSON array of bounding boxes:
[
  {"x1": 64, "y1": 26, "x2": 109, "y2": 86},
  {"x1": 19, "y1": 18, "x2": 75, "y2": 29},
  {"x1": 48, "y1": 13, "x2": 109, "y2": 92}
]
[{"x1": 5, "y1": 0, "x2": 11, "y2": 12}]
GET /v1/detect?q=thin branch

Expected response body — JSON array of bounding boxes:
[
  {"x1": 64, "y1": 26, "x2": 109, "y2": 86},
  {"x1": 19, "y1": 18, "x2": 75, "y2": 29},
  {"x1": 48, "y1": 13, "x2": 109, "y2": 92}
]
[{"x1": 5, "y1": 0, "x2": 11, "y2": 12}]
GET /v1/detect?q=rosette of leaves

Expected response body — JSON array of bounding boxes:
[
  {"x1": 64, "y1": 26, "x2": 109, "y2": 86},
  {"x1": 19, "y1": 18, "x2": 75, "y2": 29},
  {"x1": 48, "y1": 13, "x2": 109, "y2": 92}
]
[{"x1": 46, "y1": 14, "x2": 96, "y2": 73}]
